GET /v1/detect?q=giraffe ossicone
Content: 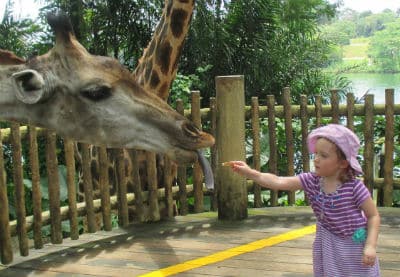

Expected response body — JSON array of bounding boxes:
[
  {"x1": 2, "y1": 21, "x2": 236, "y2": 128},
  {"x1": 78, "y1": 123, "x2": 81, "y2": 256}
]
[{"x1": 0, "y1": 12, "x2": 214, "y2": 165}]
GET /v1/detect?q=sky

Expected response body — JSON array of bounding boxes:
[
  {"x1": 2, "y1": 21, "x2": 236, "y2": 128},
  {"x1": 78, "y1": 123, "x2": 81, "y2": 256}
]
[
  {"x1": 330, "y1": 0, "x2": 399, "y2": 13},
  {"x1": 0, "y1": 0, "x2": 43, "y2": 21},
  {"x1": 0, "y1": 0, "x2": 399, "y2": 21}
]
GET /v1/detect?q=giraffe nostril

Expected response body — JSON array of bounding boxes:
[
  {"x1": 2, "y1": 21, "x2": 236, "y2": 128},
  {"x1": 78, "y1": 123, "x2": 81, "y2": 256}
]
[{"x1": 182, "y1": 121, "x2": 200, "y2": 138}]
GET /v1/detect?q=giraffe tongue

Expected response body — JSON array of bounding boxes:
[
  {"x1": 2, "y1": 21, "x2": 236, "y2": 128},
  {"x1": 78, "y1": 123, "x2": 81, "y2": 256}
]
[{"x1": 197, "y1": 150, "x2": 214, "y2": 189}]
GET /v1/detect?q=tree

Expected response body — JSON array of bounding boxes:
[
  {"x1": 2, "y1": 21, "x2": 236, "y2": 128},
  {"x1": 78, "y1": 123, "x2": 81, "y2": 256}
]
[
  {"x1": 7, "y1": 0, "x2": 340, "y2": 103},
  {"x1": 183, "y1": 0, "x2": 337, "y2": 103},
  {"x1": 368, "y1": 19, "x2": 400, "y2": 72},
  {"x1": 0, "y1": 0, "x2": 43, "y2": 57}
]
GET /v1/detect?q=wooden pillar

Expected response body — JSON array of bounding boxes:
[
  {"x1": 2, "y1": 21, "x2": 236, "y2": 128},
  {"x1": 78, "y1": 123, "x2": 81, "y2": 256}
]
[
  {"x1": 251, "y1": 97, "x2": 262, "y2": 208},
  {"x1": 45, "y1": 131, "x2": 62, "y2": 244},
  {"x1": 0, "y1": 127, "x2": 13, "y2": 264},
  {"x1": 191, "y1": 91, "x2": 204, "y2": 213},
  {"x1": 64, "y1": 139, "x2": 79, "y2": 239},
  {"x1": 11, "y1": 123, "x2": 29, "y2": 255},
  {"x1": 330, "y1": 89, "x2": 339, "y2": 124},
  {"x1": 383, "y1": 89, "x2": 394, "y2": 206},
  {"x1": 81, "y1": 143, "x2": 97, "y2": 232},
  {"x1": 29, "y1": 126, "x2": 44, "y2": 247},
  {"x1": 282, "y1": 88, "x2": 295, "y2": 205},
  {"x1": 267, "y1": 95, "x2": 278, "y2": 206},
  {"x1": 216, "y1": 75, "x2": 247, "y2": 220},
  {"x1": 176, "y1": 100, "x2": 188, "y2": 215},
  {"x1": 364, "y1": 95, "x2": 374, "y2": 193}
]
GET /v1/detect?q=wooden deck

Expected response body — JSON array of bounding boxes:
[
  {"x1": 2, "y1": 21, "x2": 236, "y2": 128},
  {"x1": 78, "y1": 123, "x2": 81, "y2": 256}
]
[{"x1": 0, "y1": 207, "x2": 399, "y2": 277}]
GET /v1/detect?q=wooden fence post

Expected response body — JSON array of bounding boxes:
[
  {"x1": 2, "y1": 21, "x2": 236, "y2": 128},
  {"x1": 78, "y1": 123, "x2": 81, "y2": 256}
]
[
  {"x1": 191, "y1": 91, "x2": 204, "y2": 213},
  {"x1": 331, "y1": 89, "x2": 339, "y2": 124},
  {"x1": 282, "y1": 88, "x2": 295, "y2": 205},
  {"x1": 81, "y1": 143, "x2": 97, "y2": 232},
  {"x1": 346, "y1": 93, "x2": 355, "y2": 130},
  {"x1": 364, "y1": 95, "x2": 374, "y2": 193},
  {"x1": 45, "y1": 130, "x2": 62, "y2": 244},
  {"x1": 176, "y1": 100, "x2": 188, "y2": 215},
  {"x1": 29, "y1": 126, "x2": 44, "y2": 247},
  {"x1": 267, "y1": 95, "x2": 278, "y2": 206},
  {"x1": 11, "y1": 123, "x2": 29, "y2": 256},
  {"x1": 315, "y1": 95, "x2": 322, "y2": 127},
  {"x1": 251, "y1": 97, "x2": 262, "y2": 208},
  {"x1": 0, "y1": 127, "x2": 13, "y2": 264},
  {"x1": 383, "y1": 89, "x2": 394, "y2": 206},
  {"x1": 210, "y1": 97, "x2": 218, "y2": 211},
  {"x1": 216, "y1": 75, "x2": 247, "y2": 220},
  {"x1": 64, "y1": 139, "x2": 79, "y2": 239}
]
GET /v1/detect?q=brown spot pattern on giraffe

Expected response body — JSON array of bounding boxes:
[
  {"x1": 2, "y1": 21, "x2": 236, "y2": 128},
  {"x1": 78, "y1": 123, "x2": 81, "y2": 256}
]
[
  {"x1": 157, "y1": 41, "x2": 172, "y2": 75},
  {"x1": 171, "y1": 9, "x2": 188, "y2": 38},
  {"x1": 150, "y1": 71, "x2": 160, "y2": 88}
]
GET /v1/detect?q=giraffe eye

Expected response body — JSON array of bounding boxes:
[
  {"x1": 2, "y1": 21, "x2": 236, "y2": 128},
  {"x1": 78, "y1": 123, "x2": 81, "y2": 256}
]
[{"x1": 80, "y1": 85, "x2": 111, "y2": 101}]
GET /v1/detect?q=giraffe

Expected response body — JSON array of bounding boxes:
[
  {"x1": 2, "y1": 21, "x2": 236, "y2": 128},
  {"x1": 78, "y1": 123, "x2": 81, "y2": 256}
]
[
  {"x1": 0, "y1": 12, "x2": 214, "y2": 164},
  {"x1": 80, "y1": 0, "x2": 203, "y2": 207},
  {"x1": 133, "y1": 0, "x2": 195, "y2": 100}
]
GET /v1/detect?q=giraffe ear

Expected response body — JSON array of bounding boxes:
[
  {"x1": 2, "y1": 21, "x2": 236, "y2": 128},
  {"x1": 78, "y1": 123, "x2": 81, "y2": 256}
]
[
  {"x1": 0, "y1": 50, "x2": 26, "y2": 65},
  {"x1": 12, "y1": 69, "x2": 48, "y2": 104}
]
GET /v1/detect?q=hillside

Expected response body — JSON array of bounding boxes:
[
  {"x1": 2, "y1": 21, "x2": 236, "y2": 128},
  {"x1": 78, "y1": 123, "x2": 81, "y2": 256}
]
[{"x1": 342, "y1": 38, "x2": 369, "y2": 60}]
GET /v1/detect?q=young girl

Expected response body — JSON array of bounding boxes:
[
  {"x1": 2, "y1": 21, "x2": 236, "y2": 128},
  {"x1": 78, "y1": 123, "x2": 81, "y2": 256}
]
[{"x1": 226, "y1": 124, "x2": 380, "y2": 276}]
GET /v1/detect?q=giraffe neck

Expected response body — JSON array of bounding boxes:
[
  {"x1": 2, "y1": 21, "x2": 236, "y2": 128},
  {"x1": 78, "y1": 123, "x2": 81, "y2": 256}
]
[{"x1": 133, "y1": 0, "x2": 195, "y2": 100}]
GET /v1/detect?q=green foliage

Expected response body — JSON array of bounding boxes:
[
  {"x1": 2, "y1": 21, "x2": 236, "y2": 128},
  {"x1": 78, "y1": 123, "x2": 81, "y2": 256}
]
[
  {"x1": 169, "y1": 65, "x2": 212, "y2": 109},
  {"x1": 181, "y1": 0, "x2": 339, "y2": 103},
  {"x1": 0, "y1": 1, "x2": 43, "y2": 57},
  {"x1": 322, "y1": 8, "x2": 400, "y2": 74},
  {"x1": 368, "y1": 19, "x2": 400, "y2": 72},
  {"x1": 6, "y1": 165, "x2": 76, "y2": 220}
]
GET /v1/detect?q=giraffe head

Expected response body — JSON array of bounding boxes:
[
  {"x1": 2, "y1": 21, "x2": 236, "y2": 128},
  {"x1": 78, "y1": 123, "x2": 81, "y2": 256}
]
[{"x1": 0, "y1": 13, "x2": 214, "y2": 164}]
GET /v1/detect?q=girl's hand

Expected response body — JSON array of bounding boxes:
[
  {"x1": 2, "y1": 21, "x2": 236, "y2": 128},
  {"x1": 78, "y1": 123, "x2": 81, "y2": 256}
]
[
  {"x1": 362, "y1": 244, "x2": 377, "y2": 266},
  {"x1": 222, "y1": 161, "x2": 253, "y2": 177}
]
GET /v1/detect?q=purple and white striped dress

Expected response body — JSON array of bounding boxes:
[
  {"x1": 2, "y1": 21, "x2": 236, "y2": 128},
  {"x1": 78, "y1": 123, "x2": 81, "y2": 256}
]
[{"x1": 299, "y1": 172, "x2": 380, "y2": 277}]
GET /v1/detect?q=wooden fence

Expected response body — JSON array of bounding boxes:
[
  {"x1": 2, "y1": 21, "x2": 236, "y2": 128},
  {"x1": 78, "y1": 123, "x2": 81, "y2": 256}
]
[{"x1": 0, "y1": 75, "x2": 399, "y2": 264}]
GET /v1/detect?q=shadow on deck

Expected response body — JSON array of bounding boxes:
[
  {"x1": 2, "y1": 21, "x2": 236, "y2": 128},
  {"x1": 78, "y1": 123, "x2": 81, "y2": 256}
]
[{"x1": 0, "y1": 207, "x2": 399, "y2": 277}]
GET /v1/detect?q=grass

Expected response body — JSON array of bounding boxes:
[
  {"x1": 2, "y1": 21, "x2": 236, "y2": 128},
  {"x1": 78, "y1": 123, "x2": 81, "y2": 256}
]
[
  {"x1": 326, "y1": 37, "x2": 377, "y2": 73},
  {"x1": 342, "y1": 38, "x2": 370, "y2": 59}
]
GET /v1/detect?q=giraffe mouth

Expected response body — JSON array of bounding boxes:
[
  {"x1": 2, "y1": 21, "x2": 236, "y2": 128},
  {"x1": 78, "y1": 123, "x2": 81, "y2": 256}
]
[{"x1": 166, "y1": 148, "x2": 214, "y2": 190}]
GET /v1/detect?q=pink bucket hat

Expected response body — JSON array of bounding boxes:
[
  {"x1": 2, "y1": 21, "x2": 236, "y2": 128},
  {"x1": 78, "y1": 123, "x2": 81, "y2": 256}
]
[{"x1": 307, "y1": 124, "x2": 363, "y2": 175}]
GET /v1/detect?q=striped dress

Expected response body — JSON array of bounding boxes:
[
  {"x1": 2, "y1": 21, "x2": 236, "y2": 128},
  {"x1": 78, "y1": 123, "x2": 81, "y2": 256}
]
[{"x1": 299, "y1": 172, "x2": 380, "y2": 277}]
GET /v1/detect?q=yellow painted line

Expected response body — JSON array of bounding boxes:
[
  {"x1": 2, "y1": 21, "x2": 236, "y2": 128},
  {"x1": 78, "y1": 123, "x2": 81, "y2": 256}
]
[{"x1": 138, "y1": 224, "x2": 316, "y2": 277}]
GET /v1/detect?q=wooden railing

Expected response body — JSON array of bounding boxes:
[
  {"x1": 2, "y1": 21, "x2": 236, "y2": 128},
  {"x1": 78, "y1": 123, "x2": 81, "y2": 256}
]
[{"x1": 0, "y1": 76, "x2": 399, "y2": 264}]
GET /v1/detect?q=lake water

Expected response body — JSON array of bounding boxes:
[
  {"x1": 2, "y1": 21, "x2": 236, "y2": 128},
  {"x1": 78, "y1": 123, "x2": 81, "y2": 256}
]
[{"x1": 343, "y1": 73, "x2": 400, "y2": 104}]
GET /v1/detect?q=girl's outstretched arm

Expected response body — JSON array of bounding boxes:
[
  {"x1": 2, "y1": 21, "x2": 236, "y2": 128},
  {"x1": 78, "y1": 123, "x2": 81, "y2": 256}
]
[{"x1": 224, "y1": 161, "x2": 302, "y2": 191}]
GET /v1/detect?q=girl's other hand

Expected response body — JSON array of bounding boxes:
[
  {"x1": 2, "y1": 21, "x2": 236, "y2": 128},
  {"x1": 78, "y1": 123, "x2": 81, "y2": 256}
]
[{"x1": 362, "y1": 245, "x2": 377, "y2": 267}]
